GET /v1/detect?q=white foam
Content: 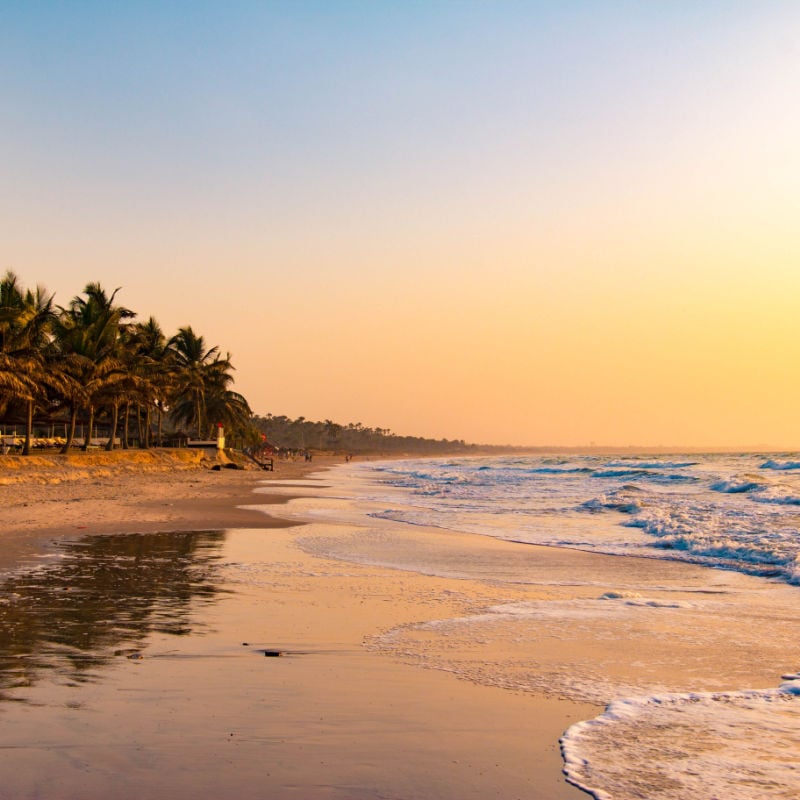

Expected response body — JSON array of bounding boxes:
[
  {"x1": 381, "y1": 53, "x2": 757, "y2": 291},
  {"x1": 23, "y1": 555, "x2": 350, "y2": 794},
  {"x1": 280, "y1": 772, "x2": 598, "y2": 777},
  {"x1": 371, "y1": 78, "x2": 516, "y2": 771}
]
[
  {"x1": 287, "y1": 453, "x2": 800, "y2": 798},
  {"x1": 561, "y1": 683, "x2": 800, "y2": 800},
  {"x1": 366, "y1": 453, "x2": 800, "y2": 583}
]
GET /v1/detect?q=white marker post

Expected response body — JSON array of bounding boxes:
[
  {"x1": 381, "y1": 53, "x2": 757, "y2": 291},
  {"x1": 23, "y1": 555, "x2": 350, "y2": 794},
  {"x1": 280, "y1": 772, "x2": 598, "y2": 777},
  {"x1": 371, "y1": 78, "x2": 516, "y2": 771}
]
[{"x1": 216, "y1": 423, "x2": 225, "y2": 451}]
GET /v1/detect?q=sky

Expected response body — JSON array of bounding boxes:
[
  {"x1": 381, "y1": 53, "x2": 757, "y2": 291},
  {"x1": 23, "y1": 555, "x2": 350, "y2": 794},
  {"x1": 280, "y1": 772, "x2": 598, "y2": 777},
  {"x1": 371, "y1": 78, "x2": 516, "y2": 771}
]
[{"x1": 2, "y1": 1, "x2": 800, "y2": 448}]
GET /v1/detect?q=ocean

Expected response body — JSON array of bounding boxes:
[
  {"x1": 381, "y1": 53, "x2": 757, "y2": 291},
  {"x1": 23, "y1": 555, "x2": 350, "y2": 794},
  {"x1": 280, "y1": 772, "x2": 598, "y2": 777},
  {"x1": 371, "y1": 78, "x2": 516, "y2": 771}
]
[
  {"x1": 365, "y1": 452, "x2": 800, "y2": 583},
  {"x1": 284, "y1": 453, "x2": 800, "y2": 800}
]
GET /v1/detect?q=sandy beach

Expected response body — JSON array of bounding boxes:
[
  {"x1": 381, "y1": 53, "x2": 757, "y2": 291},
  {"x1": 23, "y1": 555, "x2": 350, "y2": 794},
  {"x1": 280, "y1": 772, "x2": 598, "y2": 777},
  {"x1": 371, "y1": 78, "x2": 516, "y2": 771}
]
[
  {"x1": 3, "y1": 451, "x2": 797, "y2": 799},
  {"x1": 0, "y1": 450, "x2": 318, "y2": 574},
  {"x1": 0, "y1": 451, "x2": 598, "y2": 800}
]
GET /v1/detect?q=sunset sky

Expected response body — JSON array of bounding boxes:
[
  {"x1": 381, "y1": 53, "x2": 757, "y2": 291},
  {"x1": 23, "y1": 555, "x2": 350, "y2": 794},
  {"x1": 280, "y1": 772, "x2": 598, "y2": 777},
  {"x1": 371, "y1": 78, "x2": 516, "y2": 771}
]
[{"x1": 3, "y1": 2, "x2": 800, "y2": 447}]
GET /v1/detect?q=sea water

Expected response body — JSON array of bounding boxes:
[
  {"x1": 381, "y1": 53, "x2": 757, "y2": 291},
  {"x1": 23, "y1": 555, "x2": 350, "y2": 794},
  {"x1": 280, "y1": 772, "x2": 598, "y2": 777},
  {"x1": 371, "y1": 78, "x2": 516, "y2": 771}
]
[
  {"x1": 367, "y1": 453, "x2": 800, "y2": 583},
  {"x1": 283, "y1": 453, "x2": 800, "y2": 800}
]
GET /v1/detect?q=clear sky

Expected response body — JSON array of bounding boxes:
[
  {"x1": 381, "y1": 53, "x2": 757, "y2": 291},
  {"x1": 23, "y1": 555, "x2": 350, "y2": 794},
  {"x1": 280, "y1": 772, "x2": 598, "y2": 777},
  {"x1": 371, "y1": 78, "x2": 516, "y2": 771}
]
[{"x1": 3, "y1": 1, "x2": 800, "y2": 447}]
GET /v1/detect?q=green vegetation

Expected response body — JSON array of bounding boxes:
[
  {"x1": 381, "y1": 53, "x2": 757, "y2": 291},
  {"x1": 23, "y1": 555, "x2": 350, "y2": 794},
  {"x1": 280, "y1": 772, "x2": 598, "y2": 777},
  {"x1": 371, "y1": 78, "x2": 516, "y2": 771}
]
[
  {"x1": 0, "y1": 272, "x2": 256, "y2": 453},
  {"x1": 0, "y1": 271, "x2": 491, "y2": 457},
  {"x1": 252, "y1": 414, "x2": 490, "y2": 455}
]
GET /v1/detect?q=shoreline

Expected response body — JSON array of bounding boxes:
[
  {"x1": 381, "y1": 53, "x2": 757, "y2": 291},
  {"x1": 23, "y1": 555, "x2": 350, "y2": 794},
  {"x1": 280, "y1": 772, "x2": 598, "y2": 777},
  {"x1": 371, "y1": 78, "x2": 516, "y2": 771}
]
[
  {"x1": 0, "y1": 451, "x2": 597, "y2": 799},
  {"x1": 0, "y1": 450, "x2": 337, "y2": 576},
  {"x1": 4, "y1": 451, "x2": 800, "y2": 798}
]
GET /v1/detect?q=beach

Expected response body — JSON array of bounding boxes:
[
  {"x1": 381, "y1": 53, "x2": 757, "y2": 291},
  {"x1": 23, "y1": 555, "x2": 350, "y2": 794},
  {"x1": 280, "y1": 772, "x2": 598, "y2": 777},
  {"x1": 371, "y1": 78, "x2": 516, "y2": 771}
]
[
  {"x1": 327, "y1": 455, "x2": 800, "y2": 800},
  {"x1": 0, "y1": 450, "x2": 316, "y2": 574},
  {"x1": 1, "y1": 451, "x2": 798, "y2": 799},
  {"x1": 0, "y1": 452, "x2": 595, "y2": 800}
]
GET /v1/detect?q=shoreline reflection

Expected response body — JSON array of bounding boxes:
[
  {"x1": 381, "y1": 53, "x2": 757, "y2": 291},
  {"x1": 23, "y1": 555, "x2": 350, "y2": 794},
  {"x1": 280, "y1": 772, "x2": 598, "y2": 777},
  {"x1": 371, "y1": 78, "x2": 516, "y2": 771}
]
[{"x1": 0, "y1": 531, "x2": 227, "y2": 699}]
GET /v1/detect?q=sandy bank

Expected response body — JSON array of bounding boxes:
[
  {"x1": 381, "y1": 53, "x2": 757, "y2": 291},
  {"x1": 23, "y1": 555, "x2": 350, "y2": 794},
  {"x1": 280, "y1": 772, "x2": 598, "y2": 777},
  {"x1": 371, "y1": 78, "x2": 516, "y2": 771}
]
[
  {"x1": 0, "y1": 450, "x2": 334, "y2": 575},
  {"x1": 0, "y1": 451, "x2": 598, "y2": 799}
]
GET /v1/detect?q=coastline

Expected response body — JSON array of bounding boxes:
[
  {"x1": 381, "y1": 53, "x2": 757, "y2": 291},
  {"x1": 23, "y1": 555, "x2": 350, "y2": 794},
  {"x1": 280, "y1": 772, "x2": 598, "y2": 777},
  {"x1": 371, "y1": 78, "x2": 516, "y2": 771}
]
[
  {"x1": 0, "y1": 451, "x2": 595, "y2": 799},
  {"x1": 319, "y1": 456, "x2": 800, "y2": 800},
  {"x1": 0, "y1": 450, "x2": 333, "y2": 576},
  {"x1": 3, "y1": 451, "x2": 800, "y2": 798}
]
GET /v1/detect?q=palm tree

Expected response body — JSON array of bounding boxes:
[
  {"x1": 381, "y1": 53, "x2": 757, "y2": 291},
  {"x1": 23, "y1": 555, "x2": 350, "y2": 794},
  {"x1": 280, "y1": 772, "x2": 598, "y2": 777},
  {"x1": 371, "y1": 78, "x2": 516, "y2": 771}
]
[
  {"x1": 125, "y1": 317, "x2": 172, "y2": 448},
  {"x1": 50, "y1": 346, "x2": 89, "y2": 454},
  {"x1": 167, "y1": 326, "x2": 232, "y2": 439},
  {"x1": 204, "y1": 386, "x2": 254, "y2": 446},
  {"x1": 54, "y1": 283, "x2": 134, "y2": 451},
  {"x1": 0, "y1": 272, "x2": 58, "y2": 454},
  {"x1": 1, "y1": 274, "x2": 261, "y2": 456}
]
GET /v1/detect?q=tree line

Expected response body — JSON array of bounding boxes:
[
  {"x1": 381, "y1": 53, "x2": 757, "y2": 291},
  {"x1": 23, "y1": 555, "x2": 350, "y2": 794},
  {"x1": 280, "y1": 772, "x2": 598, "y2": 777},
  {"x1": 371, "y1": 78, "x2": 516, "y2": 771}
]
[
  {"x1": 252, "y1": 414, "x2": 490, "y2": 455},
  {"x1": 0, "y1": 270, "x2": 499, "y2": 458},
  {"x1": 0, "y1": 271, "x2": 254, "y2": 454}
]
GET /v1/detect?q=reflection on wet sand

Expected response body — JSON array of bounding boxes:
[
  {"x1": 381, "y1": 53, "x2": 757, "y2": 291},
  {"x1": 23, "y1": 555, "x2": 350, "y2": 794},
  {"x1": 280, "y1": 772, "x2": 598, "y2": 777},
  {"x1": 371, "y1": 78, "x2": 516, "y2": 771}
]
[
  {"x1": 0, "y1": 523, "x2": 595, "y2": 800},
  {"x1": 0, "y1": 531, "x2": 227, "y2": 698}
]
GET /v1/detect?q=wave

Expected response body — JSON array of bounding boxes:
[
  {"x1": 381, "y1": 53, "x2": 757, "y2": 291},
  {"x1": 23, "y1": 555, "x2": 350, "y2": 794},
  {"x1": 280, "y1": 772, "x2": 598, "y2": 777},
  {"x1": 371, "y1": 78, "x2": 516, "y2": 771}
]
[
  {"x1": 711, "y1": 480, "x2": 762, "y2": 494},
  {"x1": 592, "y1": 469, "x2": 697, "y2": 484},
  {"x1": 579, "y1": 495, "x2": 640, "y2": 514},
  {"x1": 591, "y1": 469, "x2": 652, "y2": 480},
  {"x1": 751, "y1": 493, "x2": 800, "y2": 506},
  {"x1": 371, "y1": 453, "x2": 800, "y2": 586},
  {"x1": 641, "y1": 533, "x2": 790, "y2": 574},
  {"x1": 622, "y1": 504, "x2": 798, "y2": 580},
  {"x1": 561, "y1": 680, "x2": 800, "y2": 800},
  {"x1": 760, "y1": 460, "x2": 800, "y2": 470},
  {"x1": 529, "y1": 467, "x2": 593, "y2": 475},
  {"x1": 606, "y1": 460, "x2": 697, "y2": 469}
]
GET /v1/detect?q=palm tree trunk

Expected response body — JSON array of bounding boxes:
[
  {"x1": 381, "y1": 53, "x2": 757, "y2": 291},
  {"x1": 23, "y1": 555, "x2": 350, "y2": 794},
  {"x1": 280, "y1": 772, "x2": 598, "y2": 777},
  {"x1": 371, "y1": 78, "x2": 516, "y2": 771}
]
[
  {"x1": 196, "y1": 397, "x2": 203, "y2": 439},
  {"x1": 105, "y1": 401, "x2": 119, "y2": 451},
  {"x1": 136, "y1": 402, "x2": 144, "y2": 446},
  {"x1": 22, "y1": 400, "x2": 34, "y2": 456},
  {"x1": 82, "y1": 406, "x2": 94, "y2": 451},
  {"x1": 60, "y1": 406, "x2": 78, "y2": 454},
  {"x1": 144, "y1": 405, "x2": 152, "y2": 448},
  {"x1": 157, "y1": 404, "x2": 163, "y2": 447},
  {"x1": 122, "y1": 403, "x2": 130, "y2": 449}
]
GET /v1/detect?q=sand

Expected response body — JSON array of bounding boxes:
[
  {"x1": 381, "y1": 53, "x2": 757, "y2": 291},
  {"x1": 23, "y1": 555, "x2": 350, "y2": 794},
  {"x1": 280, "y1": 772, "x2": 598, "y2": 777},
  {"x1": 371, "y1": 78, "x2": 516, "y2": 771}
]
[
  {"x1": 2, "y1": 451, "x2": 798, "y2": 799},
  {"x1": 0, "y1": 450, "x2": 312, "y2": 575},
  {"x1": 0, "y1": 451, "x2": 597, "y2": 800}
]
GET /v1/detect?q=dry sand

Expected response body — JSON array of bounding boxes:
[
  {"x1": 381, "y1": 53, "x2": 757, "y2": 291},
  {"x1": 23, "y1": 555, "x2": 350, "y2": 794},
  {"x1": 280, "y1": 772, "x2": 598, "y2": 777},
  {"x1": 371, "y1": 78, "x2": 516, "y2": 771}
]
[
  {"x1": 0, "y1": 450, "x2": 309, "y2": 576},
  {"x1": 0, "y1": 450, "x2": 596, "y2": 800}
]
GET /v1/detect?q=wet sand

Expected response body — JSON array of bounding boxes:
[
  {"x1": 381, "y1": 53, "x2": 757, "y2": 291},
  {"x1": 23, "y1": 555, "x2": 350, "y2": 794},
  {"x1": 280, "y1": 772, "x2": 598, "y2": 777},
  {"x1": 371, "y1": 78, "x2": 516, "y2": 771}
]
[
  {"x1": 0, "y1": 452, "x2": 596, "y2": 799},
  {"x1": 0, "y1": 451, "x2": 322, "y2": 575},
  {"x1": 3, "y1": 452, "x2": 799, "y2": 799}
]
